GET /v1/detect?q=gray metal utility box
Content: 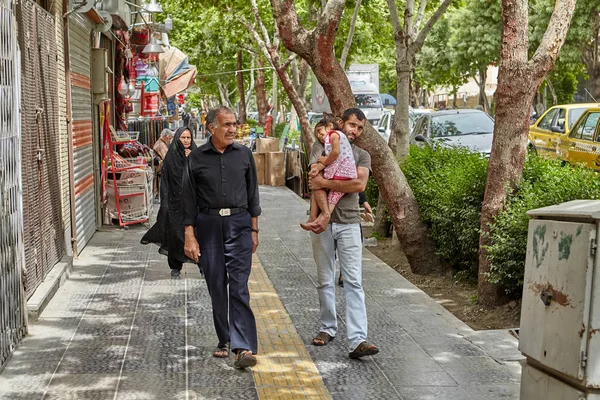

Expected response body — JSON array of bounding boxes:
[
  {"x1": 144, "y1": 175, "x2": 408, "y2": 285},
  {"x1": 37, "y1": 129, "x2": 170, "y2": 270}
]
[{"x1": 520, "y1": 200, "x2": 600, "y2": 399}]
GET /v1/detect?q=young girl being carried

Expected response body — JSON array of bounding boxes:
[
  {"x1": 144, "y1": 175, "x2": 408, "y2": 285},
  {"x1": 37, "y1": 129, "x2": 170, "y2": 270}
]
[{"x1": 301, "y1": 113, "x2": 357, "y2": 232}]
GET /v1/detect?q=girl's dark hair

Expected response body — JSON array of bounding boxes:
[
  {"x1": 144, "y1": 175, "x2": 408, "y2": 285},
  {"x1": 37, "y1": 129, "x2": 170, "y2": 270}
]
[{"x1": 315, "y1": 112, "x2": 341, "y2": 132}]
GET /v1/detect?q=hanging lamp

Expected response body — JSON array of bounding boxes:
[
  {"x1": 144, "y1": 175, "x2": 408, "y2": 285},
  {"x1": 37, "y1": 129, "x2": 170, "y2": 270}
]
[{"x1": 143, "y1": 37, "x2": 164, "y2": 54}]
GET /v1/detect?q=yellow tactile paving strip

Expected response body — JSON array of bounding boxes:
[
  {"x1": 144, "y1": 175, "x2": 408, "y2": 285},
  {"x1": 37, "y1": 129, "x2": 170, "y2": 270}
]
[{"x1": 249, "y1": 254, "x2": 332, "y2": 400}]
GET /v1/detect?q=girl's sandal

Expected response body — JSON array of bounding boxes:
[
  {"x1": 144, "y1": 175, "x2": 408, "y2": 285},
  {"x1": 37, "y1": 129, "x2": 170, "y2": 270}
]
[
  {"x1": 213, "y1": 343, "x2": 230, "y2": 358},
  {"x1": 233, "y1": 350, "x2": 257, "y2": 369}
]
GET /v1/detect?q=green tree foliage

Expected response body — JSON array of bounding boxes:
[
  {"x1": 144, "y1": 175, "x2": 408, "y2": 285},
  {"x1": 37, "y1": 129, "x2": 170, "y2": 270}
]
[
  {"x1": 334, "y1": 0, "x2": 396, "y2": 95},
  {"x1": 448, "y1": 0, "x2": 501, "y2": 88},
  {"x1": 414, "y1": 18, "x2": 466, "y2": 95}
]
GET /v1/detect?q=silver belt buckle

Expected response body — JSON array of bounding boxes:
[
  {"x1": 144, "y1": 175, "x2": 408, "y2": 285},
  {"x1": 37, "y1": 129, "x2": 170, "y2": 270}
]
[{"x1": 219, "y1": 208, "x2": 231, "y2": 216}]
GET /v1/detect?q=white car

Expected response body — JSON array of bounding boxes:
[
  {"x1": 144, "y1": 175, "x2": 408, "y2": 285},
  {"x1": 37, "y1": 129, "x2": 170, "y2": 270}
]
[{"x1": 377, "y1": 109, "x2": 417, "y2": 143}]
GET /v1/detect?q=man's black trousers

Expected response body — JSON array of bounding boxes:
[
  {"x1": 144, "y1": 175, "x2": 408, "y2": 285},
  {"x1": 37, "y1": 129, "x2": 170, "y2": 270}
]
[{"x1": 196, "y1": 211, "x2": 257, "y2": 354}]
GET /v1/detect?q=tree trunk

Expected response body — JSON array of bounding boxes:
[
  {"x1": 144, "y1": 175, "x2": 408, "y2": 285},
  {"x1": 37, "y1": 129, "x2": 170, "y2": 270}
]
[
  {"x1": 587, "y1": 66, "x2": 600, "y2": 101},
  {"x1": 217, "y1": 80, "x2": 232, "y2": 108},
  {"x1": 272, "y1": 0, "x2": 444, "y2": 274},
  {"x1": 245, "y1": 55, "x2": 256, "y2": 111},
  {"x1": 478, "y1": 0, "x2": 576, "y2": 306},
  {"x1": 256, "y1": 58, "x2": 269, "y2": 126},
  {"x1": 374, "y1": 193, "x2": 391, "y2": 236},
  {"x1": 237, "y1": 51, "x2": 247, "y2": 123},
  {"x1": 546, "y1": 77, "x2": 558, "y2": 105},
  {"x1": 340, "y1": 0, "x2": 362, "y2": 69},
  {"x1": 391, "y1": 54, "x2": 412, "y2": 160},
  {"x1": 477, "y1": 67, "x2": 490, "y2": 112}
]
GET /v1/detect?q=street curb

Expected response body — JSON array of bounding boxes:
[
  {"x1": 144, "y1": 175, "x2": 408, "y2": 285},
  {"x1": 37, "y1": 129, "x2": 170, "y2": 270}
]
[{"x1": 27, "y1": 256, "x2": 73, "y2": 322}]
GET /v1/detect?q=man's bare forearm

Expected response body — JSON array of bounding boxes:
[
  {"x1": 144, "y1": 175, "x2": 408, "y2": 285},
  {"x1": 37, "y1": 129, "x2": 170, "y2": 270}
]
[{"x1": 321, "y1": 178, "x2": 366, "y2": 193}]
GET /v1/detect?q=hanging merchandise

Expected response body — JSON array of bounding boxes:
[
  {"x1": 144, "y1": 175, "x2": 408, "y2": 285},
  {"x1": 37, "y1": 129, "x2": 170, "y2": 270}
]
[{"x1": 159, "y1": 46, "x2": 197, "y2": 98}]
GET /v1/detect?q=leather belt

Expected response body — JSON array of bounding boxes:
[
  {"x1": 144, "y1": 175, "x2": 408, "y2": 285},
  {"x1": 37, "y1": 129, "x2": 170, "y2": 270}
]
[{"x1": 199, "y1": 207, "x2": 245, "y2": 217}]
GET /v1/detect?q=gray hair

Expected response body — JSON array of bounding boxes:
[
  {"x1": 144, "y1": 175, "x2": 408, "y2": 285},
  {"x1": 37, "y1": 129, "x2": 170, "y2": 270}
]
[
  {"x1": 206, "y1": 106, "x2": 234, "y2": 132},
  {"x1": 160, "y1": 129, "x2": 174, "y2": 138}
]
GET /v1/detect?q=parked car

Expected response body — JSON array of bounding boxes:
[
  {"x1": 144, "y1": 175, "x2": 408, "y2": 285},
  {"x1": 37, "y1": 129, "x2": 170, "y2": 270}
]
[
  {"x1": 557, "y1": 107, "x2": 600, "y2": 170},
  {"x1": 377, "y1": 109, "x2": 417, "y2": 143},
  {"x1": 308, "y1": 112, "x2": 323, "y2": 127},
  {"x1": 410, "y1": 109, "x2": 495, "y2": 156},
  {"x1": 528, "y1": 103, "x2": 597, "y2": 159}
]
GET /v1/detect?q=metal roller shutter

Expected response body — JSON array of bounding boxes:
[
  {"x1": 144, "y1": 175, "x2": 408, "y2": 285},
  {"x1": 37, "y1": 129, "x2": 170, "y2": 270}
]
[
  {"x1": 16, "y1": 0, "x2": 64, "y2": 298},
  {"x1": 0, "y1": 0, "x2": 27, "y2": 371},
  {"x1": 69, "y1": 15, "x2": 96, "y2": 254}
]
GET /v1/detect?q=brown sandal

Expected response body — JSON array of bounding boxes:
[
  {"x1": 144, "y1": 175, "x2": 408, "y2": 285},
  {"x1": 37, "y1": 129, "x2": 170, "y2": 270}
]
[
  {"x1": 213, "y1": 343, "x2": 230, "y2": 358},
  {"x1": 349, "y1": 341, "x2": 379, "y2": 359},
  {"x1": 234, "y1": 350, "x2": 257, "y2": 369},
  {"x1": 312, "y1": 332, "x2": 334, "y2": 346}
]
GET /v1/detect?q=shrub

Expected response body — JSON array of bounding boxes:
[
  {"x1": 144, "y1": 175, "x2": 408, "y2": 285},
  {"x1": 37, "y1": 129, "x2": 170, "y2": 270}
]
[
  {"x1": 246, "y1": 118, "x2": 259, "y2": 128},
  {"x1": 485, "y1": 155, "x2": 600, "y2": 295},
  {"x1": 365, "y1": 176, "x2": 379, "y2": 206},
  {"x1": 274, "y1": 122, "x2": 287, "y2": 138},
  {"x1": 369, "y1": 146, "x2": 600, "y2": 296},
  {"x1": 401, "y1": 144, "x2": 488, "y2": 274}
]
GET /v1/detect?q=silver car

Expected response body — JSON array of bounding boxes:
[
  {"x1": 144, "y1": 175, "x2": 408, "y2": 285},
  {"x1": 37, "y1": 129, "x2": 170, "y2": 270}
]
[{"x1": 410, "y1": 109, "x2": 495, "y2": 156}]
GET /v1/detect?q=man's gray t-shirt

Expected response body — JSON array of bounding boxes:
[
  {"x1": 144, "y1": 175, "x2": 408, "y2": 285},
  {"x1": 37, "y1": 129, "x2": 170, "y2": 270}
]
[{"x1": 310, "y1": 141, "x2": 371, "y2": 224}]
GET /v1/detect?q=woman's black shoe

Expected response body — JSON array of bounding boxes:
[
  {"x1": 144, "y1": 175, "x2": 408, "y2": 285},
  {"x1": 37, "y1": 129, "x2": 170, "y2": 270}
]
[{"x1": 171, "y1": 269, "x2": 181, "y2": 277}]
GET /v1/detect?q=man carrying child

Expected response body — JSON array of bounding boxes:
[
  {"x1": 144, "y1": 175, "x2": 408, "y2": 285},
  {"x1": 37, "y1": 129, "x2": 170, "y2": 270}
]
[{"x1": 305, "y1": 108, "x2": 379, "y2": 359}]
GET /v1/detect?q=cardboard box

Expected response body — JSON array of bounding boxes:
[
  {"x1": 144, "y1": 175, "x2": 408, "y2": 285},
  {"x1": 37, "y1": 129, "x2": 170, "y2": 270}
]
[
  {"x1": 266, "y1": 152, "x2": 285, "y2": 186},
  {"x1": 253, "y1": 153, "x2": 266, "y2": 185},
  {"x1": 256, "y1": 137, "x2": 279, "y2": 153},
  {"x1": 286, "y1": 150, "x2": 303, "y2": 178}
]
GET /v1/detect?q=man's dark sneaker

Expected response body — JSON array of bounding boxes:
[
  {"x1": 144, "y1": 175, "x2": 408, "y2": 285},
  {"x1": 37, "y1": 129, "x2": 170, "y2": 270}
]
[{"x1": 171, "y1": 269, "x2": 181, "y2": 278}]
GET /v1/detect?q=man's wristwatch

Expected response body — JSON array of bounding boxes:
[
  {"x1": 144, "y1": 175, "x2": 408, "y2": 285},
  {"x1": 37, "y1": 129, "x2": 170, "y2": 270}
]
[{"x1": 251, "y1": 228, "x2": 259, "y2": 233}]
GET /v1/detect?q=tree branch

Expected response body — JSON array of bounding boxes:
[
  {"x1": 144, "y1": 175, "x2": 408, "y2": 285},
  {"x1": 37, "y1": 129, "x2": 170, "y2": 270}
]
[
  {"x1": 386, "y1": 0, "x2": 401, "y2": 37},
  {"x1": 340, "y1": 0, "x2": 362, "y2": 68},
  {"x1": 404, "y1": 0, "x2": 415, "y2": 41},
  {"x1": 240, "y1": 44, "x2": 258, "y2": 55},
  {"x1": 251, "y1": 0, "x2": 273, "y2": 48},
  {"x1": 530, "y1": 0, "x2": 577, "y2": 80},
  {"x1": 414, "y1": 0, "x2": 428, "y2": 32},
  {"x1": 282, "y1": 52, "x2": 298, "y2": 70},
  {"x1": 412, "y1": 0, "x2": 454, "y2": 55},
  {"x1": 315, "y1": 0, "x2": 346, "y2": 50},
  {"x1": 270, "y1": 0, "x2": 312, "y2": 59}
]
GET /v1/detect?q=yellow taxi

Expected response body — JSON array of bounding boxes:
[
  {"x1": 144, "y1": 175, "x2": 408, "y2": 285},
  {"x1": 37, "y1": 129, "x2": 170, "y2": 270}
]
[
  {"x1": 528, "y1": 103, "x2": 597, "y2": 159},
  {"x1": 557, "y1": 107, "x2": 600, "y2": 170}
]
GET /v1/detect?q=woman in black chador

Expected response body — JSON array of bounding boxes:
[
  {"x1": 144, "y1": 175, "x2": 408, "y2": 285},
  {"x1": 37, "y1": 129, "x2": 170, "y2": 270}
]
[{"x1": 142, "y1": 127, "x2": 199, "y2": 277}]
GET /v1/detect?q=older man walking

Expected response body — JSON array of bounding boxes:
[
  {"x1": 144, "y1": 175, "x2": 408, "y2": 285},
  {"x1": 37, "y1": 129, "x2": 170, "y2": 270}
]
[
  {"x1": 308, "y1": 108, "x2": 379, "y2": 359},
  {"x1": 183, "y1": 106, "x2": 261, "y2": 369}
]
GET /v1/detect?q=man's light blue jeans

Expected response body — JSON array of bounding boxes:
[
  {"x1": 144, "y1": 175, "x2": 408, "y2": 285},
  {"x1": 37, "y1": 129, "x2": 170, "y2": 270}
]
[{"x1": 311, "y1": 223, "x2": 367, "y2": 351}]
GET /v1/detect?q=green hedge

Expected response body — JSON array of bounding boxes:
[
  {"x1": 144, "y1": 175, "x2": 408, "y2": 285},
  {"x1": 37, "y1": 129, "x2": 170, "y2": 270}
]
[
  {"x1": 401, "y1": 145, "x2": 488, "y2": 274},
  {"x1": 392, "y1": 145, "x2": 600, "y2": 295},
  {"x1": 485, "y1": 156, "x2": 600, "y2": 295}
]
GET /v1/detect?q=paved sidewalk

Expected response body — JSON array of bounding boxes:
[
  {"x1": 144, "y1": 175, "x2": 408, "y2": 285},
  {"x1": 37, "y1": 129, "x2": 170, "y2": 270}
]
[{"x1": 0, "y1": 186, "x2": 522, "y2": 399}]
